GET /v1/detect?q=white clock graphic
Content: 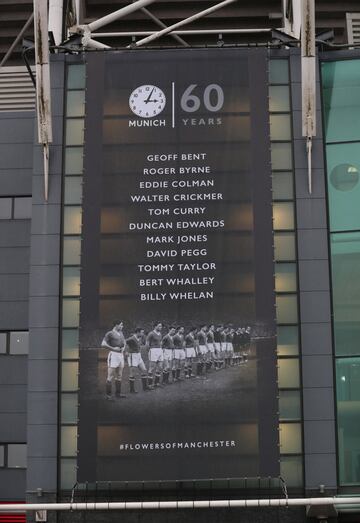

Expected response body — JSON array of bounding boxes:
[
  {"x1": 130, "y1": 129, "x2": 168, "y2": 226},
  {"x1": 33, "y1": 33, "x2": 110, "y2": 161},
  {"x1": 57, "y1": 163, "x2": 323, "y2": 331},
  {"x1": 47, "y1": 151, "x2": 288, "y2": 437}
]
[{"x1": 129, "y1": 85, "x2": 166, "y2": 118}]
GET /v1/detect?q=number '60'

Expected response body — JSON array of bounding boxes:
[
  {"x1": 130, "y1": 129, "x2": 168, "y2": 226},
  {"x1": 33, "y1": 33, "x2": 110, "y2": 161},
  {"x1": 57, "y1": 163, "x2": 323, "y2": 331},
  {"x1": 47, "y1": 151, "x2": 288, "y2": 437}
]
[{"x1": 180, "y1": 84, "x2": 224, "y2": 113}]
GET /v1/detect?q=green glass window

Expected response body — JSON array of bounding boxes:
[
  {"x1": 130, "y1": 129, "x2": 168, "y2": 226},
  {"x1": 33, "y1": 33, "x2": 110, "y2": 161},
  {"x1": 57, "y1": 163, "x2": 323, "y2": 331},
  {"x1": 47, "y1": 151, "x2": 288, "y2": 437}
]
[
  {"x1": 269, "y1": 85, "x2": 290, "y2": 112},
  {"x1": 63, "y1": 267, "x2": 80, "y2": 297},
  {"x1": 278, "y1": 358, "x2": 300, "y2": 388},
  {"x1": 272, "y1": 172, "x2": 294, "y2": 200},
  {"x1": 62, "y1": 299, "x2": 80, "y2": 328},
  {"x1": 62, "y1": 329, "x2": 79, "y2": 360},
  {"x1": 273, "y1": 202, "x2": 295, "y2": 231},
  {"x1": 274, "y1": 232, "x2": 296, "y2": 261},
  {"x1": 336, "y1": 358, "x2": 360, "y2": 484},
  {"x1": 280, "y1": 456, "x2": 303, "y2": 487},
  {"x1": 277, "y1": 326, "x2": 299, "y2": 356},
  {"x1": 271, "y1": 142, "x2": 293, "y2": 170},
  {"x1": 63, "y1": 237, "x2": 81, "y2": 266},
  {"x1": 65, "y1": 147, "x2": 83, "y2": 175},
  {"x1": 66, "y1": 119, "x2": 84, "y2": 146},
  {"x1": 322, "y1": 60, "x2": 360, "y2": 143},
  {"x1": 326, "y1": 143, "x2": 360, "y2": 232},
  {"x1": 67, "y1": 64, "x2": 86, "y2": 89},
  {"x1": 60, "y1": 459, "x2": 77, "y2": 489},
  {"x1": 270, "y1": 114, "x2": 292, "y2": 141},
  {"x1": 61, "y1": 361, "x2": 79, "y2": 391},
  {"x1": 61, "y1": 393, "x2": 78, "y2": 423},
  {"x1": 269, "y1": 60, "x2": 289, "y2": 84},
  {"x1": 66, "y1": 91, "x2": 85, "y2": 117},
  {"x1": 275, "y1": 263, "x2": 297, "y2": 293},
  {"x1": 61, "y1": 426, "x2": 78, "y2": 456},
  {"x1": 64, "y1": 177, "x2": 82, "y2": 205},
  {"x1": 63, "y1": 207, "x2": 82, "y2": 235},
  {"x1": 280, "y1": 423, "x2": 302, "y2": 454},
  {"x1": 276, "y1": 294, "x2": 298, "y2": 324},
  {"x1": 279, "y1": 390, "x2": 301, "y2": 420},
  {"x1": 331, "y1": 232, "x2": 360, "y2": 356}
]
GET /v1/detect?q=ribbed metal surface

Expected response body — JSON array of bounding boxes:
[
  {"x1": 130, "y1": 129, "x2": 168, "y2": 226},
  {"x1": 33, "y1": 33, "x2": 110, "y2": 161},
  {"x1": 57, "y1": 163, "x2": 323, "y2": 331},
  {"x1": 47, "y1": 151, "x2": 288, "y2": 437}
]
[
  {"x1": 347, "y1": 12, "x2": 360, "y2": 44},
  {"x1": 0, "y1": 66, "x2": 35, "y2": 112}
]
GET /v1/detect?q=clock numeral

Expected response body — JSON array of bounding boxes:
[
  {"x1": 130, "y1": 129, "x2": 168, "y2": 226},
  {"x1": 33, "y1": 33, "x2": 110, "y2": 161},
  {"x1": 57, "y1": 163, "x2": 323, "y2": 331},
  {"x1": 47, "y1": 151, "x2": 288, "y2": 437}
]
[{"x1": 180, "y1": 84, "x2": 224, "y2": 113}]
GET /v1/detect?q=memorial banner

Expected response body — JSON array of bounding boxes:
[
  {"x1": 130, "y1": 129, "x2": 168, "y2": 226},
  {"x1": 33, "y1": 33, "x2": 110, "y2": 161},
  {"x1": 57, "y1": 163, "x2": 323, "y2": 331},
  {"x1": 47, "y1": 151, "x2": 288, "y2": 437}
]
[{"x1": 77, "y1": 49, "x2": 278, "y2": 482}]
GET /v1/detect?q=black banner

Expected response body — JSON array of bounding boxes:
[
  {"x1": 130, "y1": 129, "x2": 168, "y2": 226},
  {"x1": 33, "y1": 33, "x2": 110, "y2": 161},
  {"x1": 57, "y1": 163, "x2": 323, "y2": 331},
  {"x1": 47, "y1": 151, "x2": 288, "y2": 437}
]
[{"x1": 77, "y1": 49, "x2": 278, "y2": 482}]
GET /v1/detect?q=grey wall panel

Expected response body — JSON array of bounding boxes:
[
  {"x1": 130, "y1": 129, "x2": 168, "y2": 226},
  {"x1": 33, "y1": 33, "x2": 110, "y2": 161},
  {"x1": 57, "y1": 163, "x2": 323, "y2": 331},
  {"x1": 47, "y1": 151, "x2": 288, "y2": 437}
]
[
  {"x1": 0, "y1": 247, "x2": 30, "y2": 273},
  {"x1": 0, "y1": 221, "x2": 30, "y2": 247},
  {"x1": 0, "y1": 301, "x2": 28, "y2": 329},
  {"x1": 0, "y1": 171, "x2": 32, "y2": 195},
  {"x1": 0, "y1": 385, "x2": 27, "y2": 412},
  {"x1": 0, "y1": 469, "x2": 26, "y2": 500},
  {"x1": 0, "y1": 274, "x2": 29, "y2": 300},
  {"x1": 300, "y1": 291, "x2": 331, "y2": 323},
  {"x1": 28, "y1": 328, "x2": 59, "y2": 360},
  {"x1": 0, "y1": 356, "x2": 27, "y2": 384},
  {"x1": 0, "y1": 412, "x2": 26, "y2": 440},
  {"x1": 296, "y1": 199, "x2": 327, "y2": 229},
  {"x1": 297, "y1": 230, "x2": 329, "y2": 260},
  {"x1": 301, "y1": 323, "x2": 333, "y2": 355},
  {"x1": 27, "y1": 425, "x2": 57, "y2": 457},
  {"x1": 29, "y1": 266, "x2": 59, "y2": 297},
  {"x1": 28, "y1": 296, "x2": 59, "y2": 329},
  {"x1": 303, "y1": 388, "x2": 335, "y2": 421},
  {"x1": 302, "y1": 355, "x2": 334, "y2": 389},
  {"x1": 30, "y1": 235, "x2": 60, "y2": 266},
  {"x1": 0, "y1": 117, "x2": 34, "y2": 143},
  {"x1": 27, "y1": 360, "x2": 58, "y2": 392},
  {"x1": 30, "y1": 205, "x2": 61, "y2": 236},
  {"x1": 50, "y1": 59, "x2": 66, "y2": 89},
  {"x1": 298, "y1": 261, "x2": 330, "y2": 292},
  {"x1": 27, "y1": 391, "x2": 57, "y2": 424},
  {"x1": 304, "y1": 420, "x2": 336, "y2": 454},
  {"x1": 0, "y1": 144, "x2": 33, "y2": 169},
  {"x1": 26, "y1": 457, "x2": 57, "y2": 491},
  {"x1": 304, "y1": 454, "x2": 337, "y2": 489}
]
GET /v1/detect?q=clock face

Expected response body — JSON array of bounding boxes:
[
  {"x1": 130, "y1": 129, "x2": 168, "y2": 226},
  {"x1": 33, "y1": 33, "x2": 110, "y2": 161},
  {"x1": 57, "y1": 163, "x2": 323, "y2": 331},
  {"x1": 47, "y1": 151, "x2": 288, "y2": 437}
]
[{"x1": 129, "y1": 85, "x2": 166, "y2": 118}]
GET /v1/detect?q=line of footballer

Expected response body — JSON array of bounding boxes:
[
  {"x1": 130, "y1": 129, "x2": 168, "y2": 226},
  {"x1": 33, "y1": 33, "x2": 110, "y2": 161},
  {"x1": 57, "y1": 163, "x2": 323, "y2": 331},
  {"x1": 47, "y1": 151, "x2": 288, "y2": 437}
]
[{"x1": 101, "y1": 322, "x2": 251, "y2": 399}]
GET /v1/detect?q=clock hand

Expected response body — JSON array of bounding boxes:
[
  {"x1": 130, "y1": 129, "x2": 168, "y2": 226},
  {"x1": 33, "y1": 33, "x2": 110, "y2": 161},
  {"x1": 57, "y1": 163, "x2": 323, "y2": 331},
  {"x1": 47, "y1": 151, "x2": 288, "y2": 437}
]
[{"x1": 144, "y1": 87, "x2": 155, "y2": 103}]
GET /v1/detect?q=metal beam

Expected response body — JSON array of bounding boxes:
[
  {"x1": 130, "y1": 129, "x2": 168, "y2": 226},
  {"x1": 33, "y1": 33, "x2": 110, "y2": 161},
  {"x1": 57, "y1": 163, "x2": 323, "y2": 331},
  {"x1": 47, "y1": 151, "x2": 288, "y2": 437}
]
[
  {"x1": 129, "y1": 0, "x2": 238, "y2": 48},
  {"x1": 141, "y1": 7, "x2": 189, "y2": 47},
  {"x1": 87, "y1": 0, "x2": 158, "y2": 32},
  {"x1": 93, "y1": 28, "x2": 272, "y2": 37},
  {"x1": 0, "y1": 13, "x2": 34, "y2": 68}
]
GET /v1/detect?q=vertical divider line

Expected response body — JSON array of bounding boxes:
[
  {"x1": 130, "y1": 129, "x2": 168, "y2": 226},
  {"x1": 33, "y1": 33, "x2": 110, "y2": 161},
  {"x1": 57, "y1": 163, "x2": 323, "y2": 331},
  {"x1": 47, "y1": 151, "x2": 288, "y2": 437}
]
[{"x1": 172, "y1": 82, "x2": 175, "y2": 128}]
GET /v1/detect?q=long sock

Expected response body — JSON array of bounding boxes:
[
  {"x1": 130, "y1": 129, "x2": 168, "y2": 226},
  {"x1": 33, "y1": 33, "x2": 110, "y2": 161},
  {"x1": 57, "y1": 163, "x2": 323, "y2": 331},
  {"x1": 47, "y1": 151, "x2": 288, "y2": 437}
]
[
  {"x1": 106, "y1": 381, "x2": 112, "y2": 397},
  {"x1": 129, "y1": 376, "x2": 136, "y2": 393},
  {"x1": 115, "y1": 380, "x2": 122, "y2": 397},
  {"x1": 141, "y1": 375, "x2": 148, "y2": 391}
]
